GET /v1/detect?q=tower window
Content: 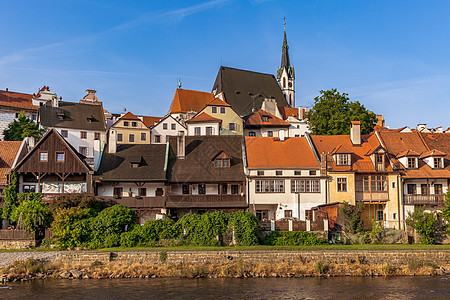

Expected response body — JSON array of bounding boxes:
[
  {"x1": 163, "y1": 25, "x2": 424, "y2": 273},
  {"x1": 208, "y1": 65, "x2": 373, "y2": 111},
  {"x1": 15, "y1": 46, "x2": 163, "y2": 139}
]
[{"x1": 283, "y1": 77, "x2": 286, "y2": 88}]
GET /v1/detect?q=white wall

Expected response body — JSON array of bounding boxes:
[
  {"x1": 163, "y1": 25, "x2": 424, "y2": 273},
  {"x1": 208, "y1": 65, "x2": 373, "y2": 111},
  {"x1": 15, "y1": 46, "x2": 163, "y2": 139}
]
[
  {"x1": 244, "y1": 128, "x2": 288, "y2": 137},
  {"x1": 151, "y1": 116, "x2": 187, "y2": 144},
  {"x1": 97, "y1": 182, "x2": 165, "y2": 197},
  {"x1": 0, "y1": 108, "x2": 37, "y2": 140},
  {"x1": 287, "y1": 117, "x2": 310, "y2": 137},
  {"x1": 187, "y1": 122, "x2": 220, "y2": 136}
]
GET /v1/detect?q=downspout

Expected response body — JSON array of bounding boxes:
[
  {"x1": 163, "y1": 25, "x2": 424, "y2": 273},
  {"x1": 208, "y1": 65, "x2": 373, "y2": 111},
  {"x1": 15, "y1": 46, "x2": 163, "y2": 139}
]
[
  {"x1": 298, "y1": 193, "x2": 301, "y2": 219},
  {"x1": 397, "y1": 174, "x2": 401, "y2": 230}
]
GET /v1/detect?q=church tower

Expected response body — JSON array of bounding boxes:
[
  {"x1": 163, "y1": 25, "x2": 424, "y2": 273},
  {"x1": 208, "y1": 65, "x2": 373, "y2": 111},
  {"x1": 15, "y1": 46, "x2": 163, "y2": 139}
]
[{"x1": 277, "y1": 20, "x2": 295, "y2": 107}]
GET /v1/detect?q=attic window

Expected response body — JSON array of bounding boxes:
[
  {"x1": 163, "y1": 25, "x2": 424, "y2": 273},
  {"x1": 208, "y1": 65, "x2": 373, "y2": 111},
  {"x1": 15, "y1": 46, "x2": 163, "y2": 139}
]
[
  {"x1": 262, "y1": 116, "x2": 270, "y2": 122},
  {"x1": 236, "y1": 91, "x2": 241, "y2": 95},
  {"x1": 131, "y1": 163, "x2": 140, "y2": 168},
  {"x1": 407, "y1": 157, "x2": 417, "y2": 169},
  {"x1": 336, "y1": 154, "x2": 350, "y2": 166},
  {"x1": 434, "y1": 157, "x2": 443, "y2": 168},
  {"x1": 215, "y1": 158, "x2": 230, "y2": 168},
  {"x1": 57, "y1": 113, "x2": 64, "y2": 120}
]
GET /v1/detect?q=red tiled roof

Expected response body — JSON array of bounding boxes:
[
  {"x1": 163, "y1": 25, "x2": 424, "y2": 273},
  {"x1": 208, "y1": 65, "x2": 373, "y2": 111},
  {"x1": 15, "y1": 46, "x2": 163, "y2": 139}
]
[
  {"x1": 141, "y1": 116, "x2": 162, "y2": 128},
  {"x1": 331, "y1": 144, "x2": 353, "y2": 155},
  {"x1": 396, "y1": 149, "x2": 420, "y2": 158},
  {"x1": 0, "y1": 141, "x2": 22, "y2": 185},
  {"x1": 120, "y1": 112, "x2": 140, "y2": 120},
  {"x1": 244, "y1": 109, "x2": 290, "y2": 127},
  {"x1": 0, "y1": 90, "x2": 36, "y2": 111},
  {"x1": 421, "y1": 149, "x2": 446, "y2": 158},
  {"x1": 351, "y1": 121, "x2": 361, "y2": 125},
  {"x1": 207, "y1": 98, "x2": 231, "y2": 107},
  {"x1": 169, "y1": 89, "x2": 215, "y2": 114},
  {"x1": 185, "y1": 112, "x2": 221, "y2": 123},
  {"x1": 245, "y1": 137, "x2": 320, "y2": 168},
  {"x1": 278, "y1": 106, "x2": 299, "y2": 120}
]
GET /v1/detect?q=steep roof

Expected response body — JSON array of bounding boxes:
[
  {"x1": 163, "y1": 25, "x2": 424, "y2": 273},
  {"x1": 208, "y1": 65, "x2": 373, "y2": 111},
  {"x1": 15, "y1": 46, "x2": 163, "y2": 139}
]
[
  {"x1": 310, "y1": 133, "x2": 392, "y2": 172},
  {"x1": 39, "y1": 101, "x2": 106, "y2": 131},
  {"x1": 96, "y1": 144, "x2": 167, "y2": 181},
  {"x1": 244, "y1": 109, "x2": 290, "y2": 127},
  {"x1": 167, "y1": 135, "x2": 245, "y2": 183},
  {"x1": 169, "y1": 89, "x2": 215, "y2": 114},
  {"x1": 0, "y1": 90, "x2": 36, "y2": 111},
  {"x1": 185, "y1": 112, "x2": 221, "y2": 123},
  {"x1": 207, "y1": 97, "x2": 231, "y2": 107},
  {"x1": 421, "y1": 149, "x2": 446, "y2": 158},
  {"x1": 141, "y1": 116, "x2": 162, "y2": 128},
  {"x1": 278, "y1": 106, "x2": 299, "y2": 120},
  {"x1": 212, "y1": 66, "x2": 289, "y2": 117},
  {"x1": 420, "y1": 133, "x2": 450, "y2": 161},
  {"x1": 120, "y1": 112, "x2": 140, "y2": 120},
  {"x1": 0, "y1": 141, "x2": 22, "y2": 185},
  {"x1": 245, "y1": 137, "x2": 319, "y2": 168}
]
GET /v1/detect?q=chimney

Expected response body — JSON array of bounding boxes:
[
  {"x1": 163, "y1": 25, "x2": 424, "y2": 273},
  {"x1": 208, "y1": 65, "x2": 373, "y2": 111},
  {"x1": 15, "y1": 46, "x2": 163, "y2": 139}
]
[
  {"x1": 417, "y1": 124, "x2": 427, "y2": 132},
  {"x1": 279, "y1": 130, "x2": 285, "y2": 142},
  {"x1": 320, "y1": 152, "x2": 327, "y2": 176},
  {"x1": 52, "y1": 96, "x2": 59, "y2": 107},
  {"x1": 298, "y1": 106, "x2": 303, "y2": 119},
  {"x1": 177, "y1": 131, "x2": 185, "y2": 159},
  {"x1": 350, "y1": 121, "x2": 361, "y2": 145},
  {"x1": 109, "y1": 130, "x2": 117, "y2": 154},
  {"x1": 24, "y1": 136, "x2": 35, "y2": 149}
]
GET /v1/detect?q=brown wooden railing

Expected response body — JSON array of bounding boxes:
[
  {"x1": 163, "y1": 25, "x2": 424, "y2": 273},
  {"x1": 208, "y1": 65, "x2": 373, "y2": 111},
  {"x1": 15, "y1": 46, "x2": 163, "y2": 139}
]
[
  {"x1": 0, "y1": 229, "x2": 34, "y2": 240},
  {"x1": 98, "y1": 196, "x2": 166, "y2": 208},
  {"x1": 356, "y1": 191, "x2": 389, "y2": 202},
  {"x1": 166, "y1": 194, "x2": 247, "y2": 208},
  {"x1": 404, "y1": 194, "x2": 445, "y2": 206}
]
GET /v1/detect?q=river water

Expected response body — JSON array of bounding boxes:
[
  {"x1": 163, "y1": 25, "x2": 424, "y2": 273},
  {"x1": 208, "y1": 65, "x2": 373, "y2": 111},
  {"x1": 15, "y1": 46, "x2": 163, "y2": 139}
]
[{"x1": 1, "y1": 276, "x2": 449, "y2": 299}]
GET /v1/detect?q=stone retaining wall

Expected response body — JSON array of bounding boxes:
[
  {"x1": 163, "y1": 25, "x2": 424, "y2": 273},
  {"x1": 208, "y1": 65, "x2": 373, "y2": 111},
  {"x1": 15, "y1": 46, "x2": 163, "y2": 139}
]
[
  {"x1": 58, "y1": 250, "x2": 450, "y2": 266},
  {"x1": 0, "y1": 240, "x2": 37, "y2": 250}
]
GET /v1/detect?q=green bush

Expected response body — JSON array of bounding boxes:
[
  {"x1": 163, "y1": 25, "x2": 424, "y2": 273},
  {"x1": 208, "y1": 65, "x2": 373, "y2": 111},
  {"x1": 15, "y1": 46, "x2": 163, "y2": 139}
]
[
  {"x1": 48, "y1": 193, "x2": 102, "y2": 214},
  {"x1": 229, "y1": 211, "x2": 259, "y2": 246},
  {"x1": 177, "y1": 212, "x2": 229, "y2": 246},
  {"x1": 2, "y1": 172, "x2": 18, "y2": 220},
  {"x1": 406, "y1": 206, "x2": 438, "y2": 244},
  {"x1": 51, "y1": 207, "x2": 94, "y2": 249},
  {"x1": 263, "y1": 231, "x2": 327, "y2": 246},
  {"x1": 341, "y1": 201, "x2": 364, "y2": 233},
  {"x1": 120, "y1": 225, "x2": 144, "y2": 247},
  {"x1": 17, "y1": 192, "x2": 43, "y2": 203},
  {"x1": 10, "y1": 198, "x2": 53, "y2": 232}
]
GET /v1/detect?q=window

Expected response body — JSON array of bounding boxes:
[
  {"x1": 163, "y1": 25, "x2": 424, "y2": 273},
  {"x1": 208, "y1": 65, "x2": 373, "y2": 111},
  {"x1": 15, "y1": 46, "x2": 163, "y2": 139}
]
[
  {"x1": 337, "y1": 177, "x2": 347, "y2": 192},
  {"x1": 294, "y1": 171, "x2": 301, "y2": 175},
  {"x1": 434, "y1": 184, "x2": 443, "y2": 194},
  {"x1": 262, "y1": 116, "x2": 269, "y2": 122},
  {"x1": 194, "y1": 127, "x2": 201, "y2": 136},
  {"x1": 337, "y1": 154, "x2": 349, "y2": 166},
  {"x1": 163, "y1": 123, "x2": 168, "y2": 130},
  {"x1": 154, "y1": 135, "x2": 161, "y2": 143},
  {"x1": 215, "y1": 159, "x2": 222, "y2": 168},
  {"x1": 182, "y1": 185, "x2": 190, "y2": 194},
  {"x1": 376, "y1": 210, "x2": 384, "y2": 221},
  {"x1": 309, "y1": 170, "x2": 316, "y2": 176},
  {"x1": 283, "y1": 77, "x2": 286, "y2": 88},
  {"x1": 291, "y1": 179, "x2": 321, "y2": 193},
  {"x1": 256, "y1": 210, "x2": 269, "y2": 221},
  {"x1": 123, "y1": 121, "x2": 129, "y2": 127},
  {"x1": 434, "y1": 158, "x2": 443, "y2": 168},
  {"x1": 212, "y1": 107, "x2": 217, "y2": 113},
  {"x1": 131, "y1": 163, "x2": 139, "y2": 168},
  {"x1": 198, "y1": 184, "x2": 206, "y2": 195},
  {"x1": 407, "y1": 184, "x2": 416, "y2": 195},
  {"x1": 39, "y1": 152, "x2": 48, "y2": 162},
  {"x1": 248, "y1": 131, "x2": 256, "y2": 137},
  {"x1": 215, "y1": 158, "x2": 230, "y2": 168},
  {"x1": 257, "y1": 171, "x2": 264, "y2": 176},
  {"x1": 407, "y1": 157, "x2": 416, "y2": 168},
  {"x1": 113, "y1": 187, "x2": 123, "y2": 198},
  {"x1": 255, "y1": 180, "x2": 285, "y2": 193},
  {"x1": 392, "y1": 182, "x2": 396, "y2": 189},
  {"x1": 220, "y1": 107, "x2": 226, "y2": 114},
  {"x1": 284, "y1": 210, "x2": 293, "y2": 218},
  {"x1": 231, "y1": 185, "x2": 239, "y2": 194},
  {"x1": 267, "y1": 131, "x2": 273, "y2": 137},
  {"x1": 15, "y1": 113, "x2": 19, "y2": 118},
  {"x1": 393, "y1": 213, "x2": 397, "y2": 220},
  {"x1": 80, "y1": 131, "x2": 87, "y2": 139},
  {"x1": 171, "y1": 123, "x2": 176, "y2": 130},
  {"x1": 206, "y1": 127, "x2": 213, "y2": 135},
  {"x1": 31, "y1": 114, "x2": 37, "y2": 121},
  {"x1": 223, "y1": 158, "x2": 230, "y2": 167},
  {"x1": 117, "y1": 134, "x2": 123, "y2": 142},
  {"x1": 371, "y1": 175, "x2": 387, "y2": 192},
  {"x1": 276, "y1": 171, "x2": 282, "y2": 176},
  {"x1": 94, "y1": 132, "x2": 100, "y2": 140},
  {"x1": 61, "y1": 130, "x2": 68, "y2": 138},
  {"x1": 131, "y1": 121, "x2": 137, "y2": 127},
  {"x1": 421, "y1": 184, "x2": 428, "y2": 195},
  {"x1": 129, "y1": 134, "x2": 135, "y2": 143},
  {"x1": 56, "y1": 152, "x2": 65, "y2": 162},
  {"x1": 138, "y1": 188, "x2": 147, "y2": 197},
  {"x1": 229, "y1": 123, "x2": 236, "y2": 131},
  {"x1": 23, "y1": 185, "x2": 36, "y2": 193},
  {"x1": 79, "y1": 147, "x2": 88, "y2": 156},
  {"x1": 141, "y1": 133, "x2": 146, "y2": 141},
  {"x1": 221, "y1": 184, "x2": 227, "y2": 194}
]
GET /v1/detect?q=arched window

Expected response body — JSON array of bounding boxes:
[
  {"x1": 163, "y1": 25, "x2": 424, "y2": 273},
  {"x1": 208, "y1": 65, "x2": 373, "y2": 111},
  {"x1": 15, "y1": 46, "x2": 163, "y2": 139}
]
[
  {"x1": 289, "y1": 94, "x2": 292, "y2": 106},
  {"x1": 283, "y1": 77, "x2": 286, "y2": 88}
]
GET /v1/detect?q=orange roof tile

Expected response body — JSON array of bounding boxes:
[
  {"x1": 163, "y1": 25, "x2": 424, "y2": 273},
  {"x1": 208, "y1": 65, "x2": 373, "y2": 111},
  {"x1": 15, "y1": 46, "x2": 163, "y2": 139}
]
[
  {"x1": 0, "y1": 141, "x2": 22, "y2": 185},
  {"x1": 351, "y1": 121, "x2": 361, "y2": 125},
  {"x1": 244, "y1": 109, "x2": 290, "y2": 127},
  {"x1": 278, "y1": 106, "x2": 299, "y2": 120},
  {"x1": 331, "y1": 144, "x2": 353, "y2": 155},
  {"x1": 421, "y1": 149, "x2": 446, "y2": 158},
  {"x1": 0, "y1": 90, "x2": 36, "y2": 111},
  {"x1": 169, "y1": 89, "x2": 215, "y2": 114},
  {"x1": 245, "y1": 137, "x2": 320, "y2": 168},
  {"x1": 120, "y1": 112, "x2": 140, "y2": 120},
  {"x1": 207, "y1": 98, "x2": 231, "y2": 107},
  {"x1": 396, "y1": 149, "x2": 420, "y2": 158},
  {"x1": 141, "y1": 116, "x2": 162, "y2": 128},
  {"x1": 185, "y1": 112, "x2": 221, "y2": 123}
]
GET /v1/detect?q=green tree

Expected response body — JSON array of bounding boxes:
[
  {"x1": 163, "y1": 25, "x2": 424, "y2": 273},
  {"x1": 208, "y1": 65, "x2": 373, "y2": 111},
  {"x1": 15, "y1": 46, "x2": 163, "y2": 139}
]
[
  {"x1": 10, "y1": 198, "x2": 53, "y2": 232},
  {"x1": 341, "y1": 201, "x2": 364, "y2": 233},
  {"x1": 406, "y1": 206, "x2": 438, "y2": 244},
  {"x1": 306, "y1": 89, "x2": 377, "y2": 135},
  {"x1": 2, "y1": 172, "x2": 18, "y2": 220},
  {"x1": 3, "y1": 111, "x2": 45, "y2": 141},
  {"x1": 443, "y1": 191, "x2": 450, "y2": 233}
]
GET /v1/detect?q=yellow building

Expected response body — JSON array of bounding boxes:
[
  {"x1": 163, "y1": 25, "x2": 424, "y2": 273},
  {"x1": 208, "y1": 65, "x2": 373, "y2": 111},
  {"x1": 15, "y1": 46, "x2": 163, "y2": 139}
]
[
  {"x1": 109, "y1": 112, "x2": 151, "y2": 145},
  {"x1": 197, "y1": 98, "x2": 243, "y2": 135}
]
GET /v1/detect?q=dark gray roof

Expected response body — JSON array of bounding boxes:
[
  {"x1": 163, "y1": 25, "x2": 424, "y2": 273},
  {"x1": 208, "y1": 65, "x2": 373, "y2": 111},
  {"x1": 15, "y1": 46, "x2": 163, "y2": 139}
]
[
  {"x1": 212, "y1": 66, "x2": 289, "y2": 117},
  {"x1": 167, "y1": 135, "x2": 245, "y2": 183},
  {"x1": 39, "y1": 101, "x2": 106, "y2": 131},
  {"x1": 96, "y1": 144, "x2": 167, "y2": 181}
]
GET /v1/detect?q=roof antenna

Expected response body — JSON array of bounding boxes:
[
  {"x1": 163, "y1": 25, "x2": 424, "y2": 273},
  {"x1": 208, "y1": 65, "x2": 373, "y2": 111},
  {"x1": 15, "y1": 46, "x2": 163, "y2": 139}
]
[{"x1": 178, "y1": 78, "x2": 182, "y2": 89}]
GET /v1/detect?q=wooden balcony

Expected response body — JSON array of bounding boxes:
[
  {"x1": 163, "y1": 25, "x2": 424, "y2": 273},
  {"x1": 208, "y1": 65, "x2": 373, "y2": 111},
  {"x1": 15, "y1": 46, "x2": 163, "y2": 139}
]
[
  {"x1": 404, "y1": 194, "x2": 445, "y2": 206},
  {"x1": 98, "y1": 196, "x2": 166, "y2": 209},
  {"x1": 166, "y1": 194, "x2": 247, "y2": 208},
  {"x1": 356, "y1": 191, "x2": 389, "y2": 202}
]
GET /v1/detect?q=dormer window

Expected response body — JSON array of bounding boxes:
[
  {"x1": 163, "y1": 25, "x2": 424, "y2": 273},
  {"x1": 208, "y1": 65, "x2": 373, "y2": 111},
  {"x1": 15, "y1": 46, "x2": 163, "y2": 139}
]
[
  {"x1": 57, "y1": 113, "x2": 64, "y2": 120},
  {"x1": 434, "y1": 157, "x2": 443, "y2": 169},
  {"x1": 215, "y1": 158, "x2": 230, "y2": 168},
  {"x1": 212, "y1": 107, "x2": 217, "y2": 113},
  {"x1": 131, "y1": 163, "x2": 139, "y2": 168},
  {"x1": 407, "y1": 157, "x2": 417, "y2": 169},
  {"x1": 337, "y1": 154, "x2": 350, "y2": 166},
  {"x1": 262, "y1": 116, "x2": 269, "y2": 122}
]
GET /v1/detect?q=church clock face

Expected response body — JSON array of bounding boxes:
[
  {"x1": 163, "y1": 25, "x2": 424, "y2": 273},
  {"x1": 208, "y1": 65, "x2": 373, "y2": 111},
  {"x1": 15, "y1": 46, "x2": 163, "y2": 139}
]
[{"x1": 288, "y1": 82, "x2": 292, "y2": 87}]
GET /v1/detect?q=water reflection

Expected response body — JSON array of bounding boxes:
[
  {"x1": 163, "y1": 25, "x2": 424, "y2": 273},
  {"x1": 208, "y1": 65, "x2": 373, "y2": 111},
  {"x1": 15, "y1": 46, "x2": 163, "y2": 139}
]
[{"x1": 2, "y1": 276, "x2": 450, "y2": 300}]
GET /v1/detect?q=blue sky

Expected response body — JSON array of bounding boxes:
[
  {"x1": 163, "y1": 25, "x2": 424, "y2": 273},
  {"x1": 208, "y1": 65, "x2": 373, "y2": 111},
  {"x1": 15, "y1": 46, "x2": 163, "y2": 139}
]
[{"x1": 1, "y1": 0, "x2": 450, "y2": 129}]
